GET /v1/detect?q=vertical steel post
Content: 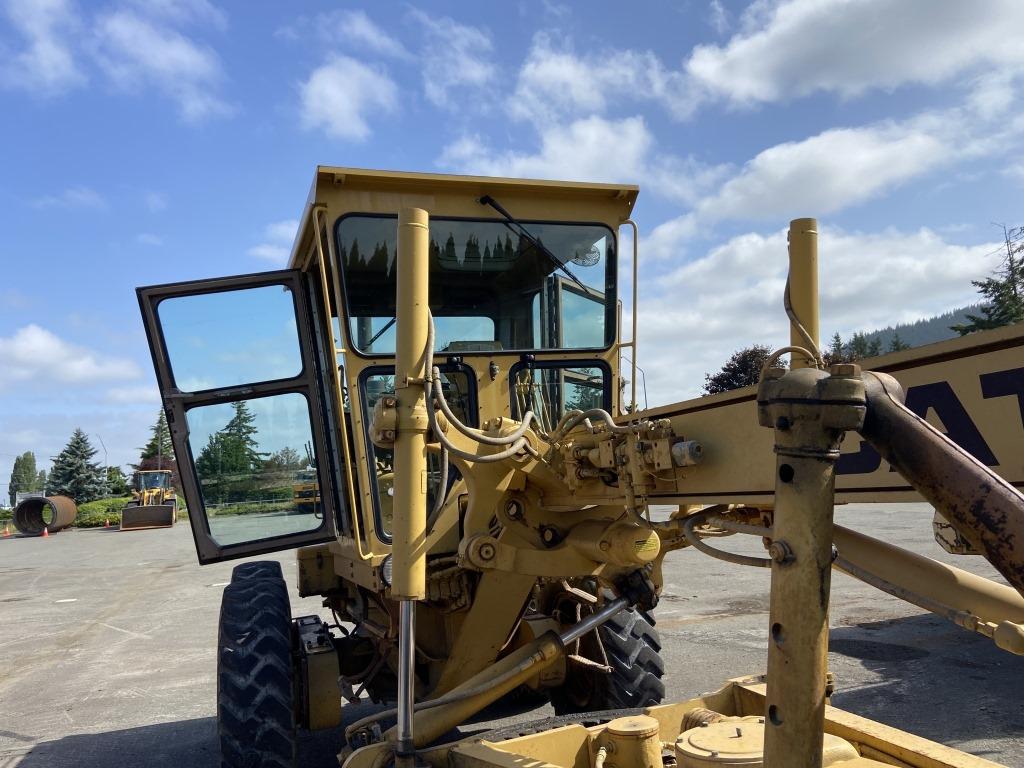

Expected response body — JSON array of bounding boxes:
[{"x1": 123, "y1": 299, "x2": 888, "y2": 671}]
[
  {"x1": 758, "y1": 367, "x2": 865, "y2": 768},
  {"x1": 788, "y1": 218, "x2": 819, "y2": 369},
  {"x1": 760, "y1": 224, "x2": 865, "y2": 767},
  {"x1": 393, "y1": 207, "x2": 430, "y2": 761}
]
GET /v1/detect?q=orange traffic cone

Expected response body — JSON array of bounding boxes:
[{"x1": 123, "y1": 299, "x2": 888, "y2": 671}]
[
  {"x1": 104, "y1": 518, "x2": 110, "y2": 528},
  {"x1": 2, "y1": 524, "x2": 10, "y2": 537},
  {"x1": 42, "y1": 526, "x2": 49, "y2": 538}
]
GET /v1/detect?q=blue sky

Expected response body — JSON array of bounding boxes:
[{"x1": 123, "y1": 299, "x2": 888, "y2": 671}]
[{"x1": 1, "y1": 0, "x2": 1022, "y2": 491}]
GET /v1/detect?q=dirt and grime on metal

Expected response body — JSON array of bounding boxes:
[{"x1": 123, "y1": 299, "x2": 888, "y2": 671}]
[{"x1": 0, "y1": 503, "x2": 1022, "y2": 767}]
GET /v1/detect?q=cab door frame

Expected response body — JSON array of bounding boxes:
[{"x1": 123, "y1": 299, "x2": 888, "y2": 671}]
[{"x1": 137, "y1": 269, "x2": 343, "y2": 564}]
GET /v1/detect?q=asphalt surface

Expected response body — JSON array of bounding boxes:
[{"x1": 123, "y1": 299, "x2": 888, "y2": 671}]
[{"x1": 1, "y1": 504, "x2": 1022, "y2": 766}]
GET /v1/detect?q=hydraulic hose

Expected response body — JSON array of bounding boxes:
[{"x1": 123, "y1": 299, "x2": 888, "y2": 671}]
[
  {"x1": 549, "y1": 408, "x2": 636, "y2": 442},
  {"x1": 682, "y1": 510, "x2": 772, "y2": 569},
  {"x1": 425, "y1": 313, "x2": 537, "y2": 446}
]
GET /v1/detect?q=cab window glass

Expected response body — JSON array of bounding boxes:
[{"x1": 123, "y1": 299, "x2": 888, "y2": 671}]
[
  {"x1": 511, "y1": 365, "x2": 608, "y2": 433},
  {"x1": 158, "y1": 285, "x2": 302, "y2": 391},
  {"x1": 338, "y1": 216, "x2": 613, "y2": 354},
  {"x1": 362, "y1": 369, "x2": 473, "y2": 537},
  {"x1": 185, "y1": 393, "x2": 322, "y2": 546}
]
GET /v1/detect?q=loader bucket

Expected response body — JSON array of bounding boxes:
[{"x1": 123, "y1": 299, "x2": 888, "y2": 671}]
[{"x1": 119, "y1": 504, "x2": 176, "y2": 531}]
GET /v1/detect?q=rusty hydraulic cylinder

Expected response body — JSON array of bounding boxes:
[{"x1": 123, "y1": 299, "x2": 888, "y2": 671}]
[
  {"x1": 858, "y1": 371, "x2": 1024, "y2": 595},
  {"x1": 758, "y1": 365, "x2": 866, "y2": 768},
  {"x1": 788, "y1": 218, "x2": 819, "y2": 369}
]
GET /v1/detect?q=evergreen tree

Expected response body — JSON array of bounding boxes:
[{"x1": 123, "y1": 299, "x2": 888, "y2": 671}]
[
  {"x1": 106, "y1": 466, "x2": 129, "y2": 496},
  {"x1": 952, "y1": 225, "x2": 1024, "y2": 335},
  {"x1": 48, "y1": 429, "x2": 105, "y2": 503},
  {"x1": 444, "y1": 233, "x2": 457, "y2": 264},
  {"x1": 846, "y1": 332, "x2": 871, "y2": 360},
  {"x1": 464, "y1": 234, "x2": 481, "y2": 266},
  {"x1": 140, "y1": 411, "x2": 174, "y2": 461},
  {"x1": 8, "y1": 451, "x2": 38, "y2": 506},
  {"x1": 136, "y1": 410, "x2": 179, "y2": 489},
  {"x1": 867, "y1": 338, "x2": 883, "y2": 357},
  {"x1": 703, "y1": 345, "x2": 773, "y2": 394},
  {"x1": 888, "y1": 332, "x2": 910, "y2": 352},
  {"x1": 195, "y1": 402, "x2": 266, "y2": 502},
  {"x1": 824, "y1": 333, "x2": 847, "y2": 365}
]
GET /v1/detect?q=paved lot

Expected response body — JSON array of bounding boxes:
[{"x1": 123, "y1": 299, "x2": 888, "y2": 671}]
[{"x1": 1, "y1": 504, "x2": 1022, "y2": 766}]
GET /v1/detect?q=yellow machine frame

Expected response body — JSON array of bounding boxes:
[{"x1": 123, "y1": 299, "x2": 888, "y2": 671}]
[{"x1": 138, "y1": 166, "x2": 1024, "y2": 768}]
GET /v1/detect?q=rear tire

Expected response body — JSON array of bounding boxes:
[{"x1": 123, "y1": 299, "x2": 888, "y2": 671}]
[
  {"x1": 217, "y1": 563, "x2": 297, "y2": 768},
  {"x1": 550, "y1": 604, "x2": 665, "y2": 715}
]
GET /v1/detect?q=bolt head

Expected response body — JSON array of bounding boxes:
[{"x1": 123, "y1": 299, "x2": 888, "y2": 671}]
[
  {"x1": 829, "y1": 363, "x2": 860, "y2": 377},
  {"x1": 768, "y1": 541, "x2": 794, "y2": 564},
  {"x1": 478, "y1": 542, "x2": 496, "y2": 560}
]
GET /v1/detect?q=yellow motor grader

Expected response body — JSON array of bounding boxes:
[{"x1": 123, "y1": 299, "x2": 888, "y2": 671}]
[{"x1": 137, "y1": 167, "x2": 1024, "y2": 768}]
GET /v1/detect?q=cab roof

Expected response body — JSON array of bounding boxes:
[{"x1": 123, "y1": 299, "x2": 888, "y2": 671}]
[
  {"x1": 313, "y1": 165, "x2": 639, "y2": 205},
  {"x1": 291, "y1": 166, "x2": 640, "y2": 267}
]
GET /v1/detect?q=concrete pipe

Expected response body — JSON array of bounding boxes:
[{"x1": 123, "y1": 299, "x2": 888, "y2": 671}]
[{"x1": 13, "y1": 495, "x2": 78, "y2": 535}]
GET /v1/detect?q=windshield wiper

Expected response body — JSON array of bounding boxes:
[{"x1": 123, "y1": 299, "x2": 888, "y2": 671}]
[{"x1": 478, "y1": 195, "x2": 589, "y2": 294}]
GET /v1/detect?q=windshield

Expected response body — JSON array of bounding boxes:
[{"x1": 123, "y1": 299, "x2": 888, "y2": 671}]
[
  {"x1": 336, "y1": 215, "x2": 615, "y2": 355},
  {"x1": 137, "y1": 473, "x2": 169, "y2": 490}
]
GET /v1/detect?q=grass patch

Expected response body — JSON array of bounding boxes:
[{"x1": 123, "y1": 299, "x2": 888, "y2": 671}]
[{"x1": 207, "y1": 501, "x2": 293, "y2": 517}]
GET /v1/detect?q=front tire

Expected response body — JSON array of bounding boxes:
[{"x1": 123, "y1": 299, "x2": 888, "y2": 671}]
[
  {"x1": 217, "y1": 562, "x2": 297, "y2": 768},
  {"x1": 550, "y1": 604, "x2": 665, "y2": 715}
]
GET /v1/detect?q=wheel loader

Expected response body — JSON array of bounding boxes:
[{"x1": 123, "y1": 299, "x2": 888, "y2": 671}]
[
  {"x1": 137, "y1": 167, "x2": 1024, "y2": 768},
  {"x1": 120, "y1": 469, "x2": 176, "y2": 530}
]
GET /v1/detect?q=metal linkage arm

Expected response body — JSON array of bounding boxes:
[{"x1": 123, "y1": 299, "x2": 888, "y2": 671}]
[{"x1": 858, "y1": 371, "x2": 1024, "y2": 595}]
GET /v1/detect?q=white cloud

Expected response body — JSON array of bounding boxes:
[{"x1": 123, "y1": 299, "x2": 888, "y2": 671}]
[
  {"x1": 707, "y1": 0, "x2": 730, "y2": 36},
  {"x1": 636, "y1": 226, "x2": 1003, "y2": 406},
  {"x1": 31, "y1": 185, "x2": 107, "y2": 210},
  {"x1": 127, "y1": 0, "x2": 227, "y2": 29},
  {"x1": 686, "y1": 0, "x2": 1024, "y2": 106},
  {"x1": 144, "y1": 191, "x2": 168, "y2": 212},
  {"x1": 442, "y1": 116, "x2": 652, "y2": 184},
  {"x1": 248, "y1": 219, "x2": 299, "y2": 265},
  {"x1": 299, "y1": 56, "x2": 397, "y2": 141},
  {"x1": 338, "y1": 10, "x2": 410, "y2": 59},
  {"x1": 408, "y1": 9, "x2": 495, "y2": 108},
  {"x1": 105, "y1": 384, "x2": 160, "y2": 404},
  {"x1": 0, "y1": 0, "x2": 85, "y2": 93},
  {"x1": 92, "y1": 9, "x2": 231, "y2": 122},
  {"x1": 440, "y1": 116, "x2": 727, "y2": 205},
  {"x1": 136, "y1": 233, "x2": 163, "y2": 246},
  {"x1": 0, "y1": 325, "x2": 141, "y2": 387},
  {"x1": 644, "y1": 97, "x2": 1023, "y2": 260},
  {"x1": 509, "y1": 33, "x2": 691, "y2": 123}
]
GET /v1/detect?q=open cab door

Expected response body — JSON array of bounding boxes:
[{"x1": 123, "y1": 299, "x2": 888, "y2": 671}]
[{"x1": 137, "y1": 270, "x2": 343, "y2": 563}]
